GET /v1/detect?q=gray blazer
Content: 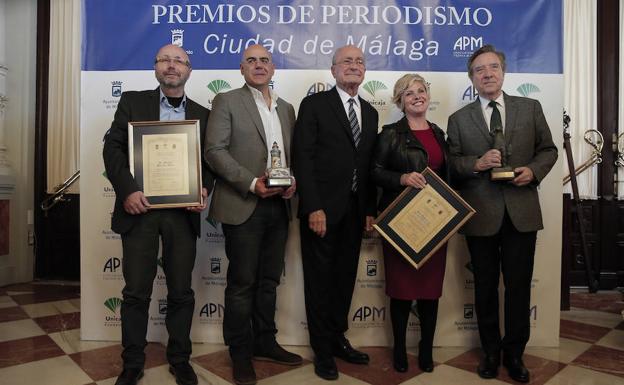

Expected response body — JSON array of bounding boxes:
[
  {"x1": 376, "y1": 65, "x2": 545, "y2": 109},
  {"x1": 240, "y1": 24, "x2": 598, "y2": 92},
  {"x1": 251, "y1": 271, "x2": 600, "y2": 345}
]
[
  {"x1": 446, "y1": 93, "x2": 558, "y2": 236},
  {"x1": 204, "y1": 84, "x2": 296, "y2": 225}
]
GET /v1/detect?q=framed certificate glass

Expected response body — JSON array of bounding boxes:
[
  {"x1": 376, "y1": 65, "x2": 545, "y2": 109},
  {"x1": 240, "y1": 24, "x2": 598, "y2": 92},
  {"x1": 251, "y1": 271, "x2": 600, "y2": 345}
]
[
  {"x1": 128, "y1": 120, "x2": 202, "y2": 208},
  {"x1": 373, "y1": 167, "x2": 475, "y2": 269}
]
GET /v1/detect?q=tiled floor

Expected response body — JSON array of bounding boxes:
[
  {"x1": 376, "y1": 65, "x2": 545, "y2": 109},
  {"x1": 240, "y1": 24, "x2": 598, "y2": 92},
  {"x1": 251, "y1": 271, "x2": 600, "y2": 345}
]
[{"x1": 0, "y1": 283, "x2": 622, "y2": 385}]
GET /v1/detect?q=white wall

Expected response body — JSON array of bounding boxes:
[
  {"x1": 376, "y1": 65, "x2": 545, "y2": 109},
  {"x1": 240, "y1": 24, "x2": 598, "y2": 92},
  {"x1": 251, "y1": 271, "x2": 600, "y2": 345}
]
[{"x1": 0, "y1": 0, "x2": 37, "y2": 285}]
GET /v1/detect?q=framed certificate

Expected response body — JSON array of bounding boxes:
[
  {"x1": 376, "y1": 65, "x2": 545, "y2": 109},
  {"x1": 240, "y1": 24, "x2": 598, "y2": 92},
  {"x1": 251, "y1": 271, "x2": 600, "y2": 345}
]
[
  {"x1": 373, "y1": 167, "x2": 475, "y2": 269},
  {"x1": 128, "y1": 120, "x2": 202, "y2": 209}
]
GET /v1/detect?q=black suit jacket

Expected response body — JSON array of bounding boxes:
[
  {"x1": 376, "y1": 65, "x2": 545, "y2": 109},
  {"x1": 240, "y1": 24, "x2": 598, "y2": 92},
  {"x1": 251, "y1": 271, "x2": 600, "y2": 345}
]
[
  {"x1": 292, "y1": 87, "x2": 378, "y2": 224},
  {"x1": 102, "y1": 88, "x2": 211, "y2": 236}
]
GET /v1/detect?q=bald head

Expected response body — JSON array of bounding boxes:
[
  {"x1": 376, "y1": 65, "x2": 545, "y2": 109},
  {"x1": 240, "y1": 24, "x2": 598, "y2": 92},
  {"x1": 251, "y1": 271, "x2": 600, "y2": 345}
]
[
  {"x1": 240, "y1": 44, "x2": 275, "y2": 92},
  {"x1": 154, "y1": 44, "x2": 192, "y2": 97}
]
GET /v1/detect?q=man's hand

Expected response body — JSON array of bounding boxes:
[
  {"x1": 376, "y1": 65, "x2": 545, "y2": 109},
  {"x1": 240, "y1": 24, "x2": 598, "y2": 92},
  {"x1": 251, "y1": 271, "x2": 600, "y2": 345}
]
[
  {"x1": 254, "y1": 176, "x2": 284, "y2": 198},
  {"x1": 123, "y1": 191, "x2": 150, "y2": 215},
  {"x1": 512, "y1": 167, "x2": 534, "y2": 186},
  {"x1": 281, "y1": 177, "x2": 296, "y2": 199},
  {"x1": 187, "y1": 187, "x2": 209, "y2": 212},
  {"x1": 400, "y1": 172, "x2": 427, "y2": 188},
  {"x1": 309, "y1": 209, "x2": 327, "y2": 238},
  {"x1": 474, "y1": 149, "x2": 502, "y2": 172}
]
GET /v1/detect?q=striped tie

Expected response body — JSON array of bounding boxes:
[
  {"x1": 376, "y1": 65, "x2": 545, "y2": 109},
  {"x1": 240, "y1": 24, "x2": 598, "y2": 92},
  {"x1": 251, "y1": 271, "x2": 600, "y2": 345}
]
[{"x1": 348, "y1": 98, "x2": 360, "y2": 191}]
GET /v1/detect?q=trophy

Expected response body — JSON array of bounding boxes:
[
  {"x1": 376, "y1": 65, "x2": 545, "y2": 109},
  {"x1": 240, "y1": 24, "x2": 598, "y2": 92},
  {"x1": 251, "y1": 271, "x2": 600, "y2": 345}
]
[
  {"x1": 266, "y1": 142, "x2": 292, "y2": 187},
  {"x1": 490, "y1": 127, "x2": 516, "y2": 181}
]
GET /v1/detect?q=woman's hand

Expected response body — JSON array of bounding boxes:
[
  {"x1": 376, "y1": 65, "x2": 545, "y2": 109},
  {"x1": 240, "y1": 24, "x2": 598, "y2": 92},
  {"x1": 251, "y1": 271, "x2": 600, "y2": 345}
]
[{"x1": 400, "y1": 172, "x2": 427, "y2": 188}]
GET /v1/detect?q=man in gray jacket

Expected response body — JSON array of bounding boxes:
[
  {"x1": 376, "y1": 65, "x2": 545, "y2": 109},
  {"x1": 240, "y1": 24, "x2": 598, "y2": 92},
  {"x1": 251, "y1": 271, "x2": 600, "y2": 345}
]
[
  {"x1": 446, "y1": 44, "x2": 557, "y2": 383},
  {"x1": 204, "y1": 44, "x2": 301, "y2": 385}
]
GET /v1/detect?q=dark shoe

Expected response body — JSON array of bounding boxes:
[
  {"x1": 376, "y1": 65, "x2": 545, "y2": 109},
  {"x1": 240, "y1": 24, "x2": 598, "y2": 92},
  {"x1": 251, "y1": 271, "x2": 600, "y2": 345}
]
[
  {"x1": 503, "y1": 357, "x2": 530, "y2": 383},
  {"x1": 332, "y1": 335, "x2": 369, "y2": 364},
  {"x1": 114, "y1": 368, "x2": 144, "y2": 385},
  {"x1": 477, "y1": 354, "x2": 500, "y2": 379},
  {"x1": 418, "y1": 356, "x2": 434, "y2": 372},
  {"x1": 169, "y1": 362, "x2": 198, "y2": 385},
  {"x1": 393, "y1": 347, "x2": 408, "y2": 373},
  {"x1": 232, "y1": 359, "x2": 257, "y2": 385},
  {"x1": 254, "y1": 344, "x2": 302, "y2": 366},
  {"x1": 314, "y1": 356, "x2": 338, "y2": 380}
]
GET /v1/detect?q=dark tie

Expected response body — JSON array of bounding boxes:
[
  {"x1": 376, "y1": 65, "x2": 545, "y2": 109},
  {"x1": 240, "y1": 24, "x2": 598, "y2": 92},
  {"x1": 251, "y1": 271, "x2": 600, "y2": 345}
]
[
  {"x1": 488, "y1": 100, "x2": 502, "y2": 134},
  {"x1": 348, "y1": 98, "x2": 360, "y2": 191}
]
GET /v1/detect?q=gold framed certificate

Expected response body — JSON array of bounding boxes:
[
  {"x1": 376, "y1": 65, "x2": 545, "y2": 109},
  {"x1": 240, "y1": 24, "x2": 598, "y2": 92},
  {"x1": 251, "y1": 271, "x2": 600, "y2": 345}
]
[
  {"x1": 128, "y1": 120, "x2": 202, "y2": 209},
  {"x1": 373, "y1": 167, "x2": 475, "y2": 269}
]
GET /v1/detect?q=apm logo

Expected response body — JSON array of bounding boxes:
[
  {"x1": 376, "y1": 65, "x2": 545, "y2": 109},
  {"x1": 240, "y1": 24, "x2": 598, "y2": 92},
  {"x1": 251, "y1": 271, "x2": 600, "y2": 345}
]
[
  {"x1": 306, "y1": 82, "x2": 333, "y2": 96},
  {"x1": 104, "y1": 297, "x2": 123, "y2": 315},
  {"x1": 366, "y1": 259, "x2": 378, "y2": 277},
  {"x1": 461, "y1": 85, "x2": 479, "y2": 103},
  {"x1": 199, "y1": 303, "x2": 225, "y2": 318},
  {"x1": 103, "y1": 257, "x2": 121, "y2": 273},
  {"x1": 207, "y1": 80, "x2": 232, "y2": 96},
  {"x1": 171, "y1": 29, "x2": 184, "y2": 47},
  {"x1": 464, "y1": 303, "x2": 474, "y2": 319},
  {"x1": 362, "y1": 80, "x2": 388, "y2": 98},
  {"x1": 352, "y1": 306, "x2": 386, "y2": 322},
  {"x1": 516, "y1": 83, "x2": 541, "y2": 97},
  {"x1": 453, "y1": 36, "x2": 483, "y2": 53},
  {"x1": 210, "y1": 257, "x2": 221, "y2": 274},
  {"x1": 530, "y1": 305, "x2": 537, "y2": 321},
  {"x1": 111, "y1": 81, "x2": 122, "y2": 97}
]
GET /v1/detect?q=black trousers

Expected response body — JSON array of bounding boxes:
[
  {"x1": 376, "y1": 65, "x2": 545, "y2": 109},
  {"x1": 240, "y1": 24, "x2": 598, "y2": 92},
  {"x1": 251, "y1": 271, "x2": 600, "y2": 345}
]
[
  {"x1": 300, "y1": 195, "x2": 363, "y2": 358},
  {"x1": 466, "y1": 211, "x2": 536, "y2": 359},
  {"x1": 120, "y1": 209, "x2": 197, "y2": 369},
  {"x1": 221, "y1": 197, "x2": 288, "y2": 360}
]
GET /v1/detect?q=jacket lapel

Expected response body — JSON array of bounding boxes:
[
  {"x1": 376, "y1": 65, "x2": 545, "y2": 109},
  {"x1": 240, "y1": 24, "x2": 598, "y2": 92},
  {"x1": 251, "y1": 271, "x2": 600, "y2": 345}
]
[
  {"x1": 240, "y1": 85, "x2": 267, "y2": 146},
  {"x1": 470, "y1": 98, "x2": 492, "y2": 144},
  {"x1": 503, "y1": 92, "x2": 517, "y2": 147},
  {"x1": 149, "y1": 88, "x2": 161, "y2": 120},
  {"x1": 328, "y1": 87, "x2": 355, "y2": 147},
  {"x1": 276, "y1": 99, "x2": 292, "y2": 165}
]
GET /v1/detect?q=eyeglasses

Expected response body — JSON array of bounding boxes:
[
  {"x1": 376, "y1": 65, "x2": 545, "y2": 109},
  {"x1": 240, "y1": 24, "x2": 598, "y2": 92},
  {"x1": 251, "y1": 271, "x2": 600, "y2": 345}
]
[
  {"x1": 335, "y1": 58, "x2": 365, "y2": 67},
  {"x1": 244, "y1": 56, "x2": 272, "y2": 65},
  {"x1": 155, "y1": 57, "x2": 191, "y2": 68}
]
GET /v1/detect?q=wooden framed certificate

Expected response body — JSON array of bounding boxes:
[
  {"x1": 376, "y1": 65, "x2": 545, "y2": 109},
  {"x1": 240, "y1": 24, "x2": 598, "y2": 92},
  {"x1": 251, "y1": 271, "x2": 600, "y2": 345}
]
[
  {"x1": 373, "y1": 167, "x2": 475, "y2": 269},
  {"x1": 128, "y1": 120, "x2": 202, "y2": 209}
]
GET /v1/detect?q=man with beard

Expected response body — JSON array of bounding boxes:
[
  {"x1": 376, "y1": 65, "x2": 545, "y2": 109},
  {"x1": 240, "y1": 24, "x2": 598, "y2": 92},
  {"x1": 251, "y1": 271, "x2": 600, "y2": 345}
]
[{"x1": 103, "y1": 43, "x2": 211, "y2": 385}]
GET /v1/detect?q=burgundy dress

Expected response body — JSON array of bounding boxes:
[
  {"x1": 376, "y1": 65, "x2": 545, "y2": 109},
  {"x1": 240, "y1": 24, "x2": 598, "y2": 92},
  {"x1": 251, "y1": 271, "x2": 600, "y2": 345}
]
[{"x1": 384, "y1": 128, "x2": 447, "y2": 300}]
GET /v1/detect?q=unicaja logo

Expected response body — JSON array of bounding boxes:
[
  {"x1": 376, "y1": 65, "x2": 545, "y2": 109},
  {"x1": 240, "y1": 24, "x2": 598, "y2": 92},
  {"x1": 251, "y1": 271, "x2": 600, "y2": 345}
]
[
  {"x1": 207, "y1": 79, "x2": 231, "y2": 95},
  {"x1": 104, "y1": 297, "x2": 122, "y2": 315},
  {"x1": 362, "y1": 80, "x2": 387, "y2": 97},
  {"x1": 171, "y1": 29, "x2": 184, "y2": 47},
  {"x1": 111, "y1": 81, "x2": 122, "y2": 97},
  {"x1": 516, "y1": 83, "x2": 541, "y2": 97}
]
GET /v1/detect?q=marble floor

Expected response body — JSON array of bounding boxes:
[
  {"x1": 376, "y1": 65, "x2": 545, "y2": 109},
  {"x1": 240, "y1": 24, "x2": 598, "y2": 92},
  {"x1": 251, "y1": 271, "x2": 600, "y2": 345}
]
[{"x1": 0, "y1": 283, "x2": 622, "y2": 385}]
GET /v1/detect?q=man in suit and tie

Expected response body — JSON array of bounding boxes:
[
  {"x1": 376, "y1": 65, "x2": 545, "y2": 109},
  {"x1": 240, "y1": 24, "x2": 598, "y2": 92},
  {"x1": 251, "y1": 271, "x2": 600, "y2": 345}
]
[
  {"x1": 446, "y1": 44, "x2": 558, "y2": 383},
  {"x1": 204, "y1": 44, "x2": 302, "y2": 385},
  {"x1": 103, "y1": 44, "x2": 211, "y2": 385},
  {"x1": 292, "y1": 45, "x2": 378, "y2": 380}
]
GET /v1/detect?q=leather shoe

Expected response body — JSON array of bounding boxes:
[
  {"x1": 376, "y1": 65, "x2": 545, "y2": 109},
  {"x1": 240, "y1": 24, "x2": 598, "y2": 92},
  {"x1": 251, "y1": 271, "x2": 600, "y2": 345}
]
[
  {"x1": 332, "y1": 335, "x2": 369, "y2": 364},
  {"x1": 418, "y1": 356, "x2": 434, "y2": 373},
  {"x1": 254, "y1": 343, "x2": 302, "y2": 366},
  {"x1": 169, "y1": 362, "x2": 198, "y2": 385},
  {"x1": 114, "y1": 368, "x2": 144, "y2": 385},
  {"x1": 503, "y1": 357, "x2": 530, "y2": 383},
  {"x1": 314, "y1": 356, "x2": 338, "y2": 380},
  {"x1": 232, "y1": 359, "x2": 257, "y2": 385},
  {"x1": 477, "y1": 354, "x2": 500, "y2": 379},
  {"x1": 393, "y1": 347, "x2": 408, "y2": 373}
]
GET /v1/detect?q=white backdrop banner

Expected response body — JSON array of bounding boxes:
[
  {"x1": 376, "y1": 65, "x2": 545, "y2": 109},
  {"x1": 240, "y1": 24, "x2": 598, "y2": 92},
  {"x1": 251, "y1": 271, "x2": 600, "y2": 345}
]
[{"x1": 81, "y1": 0, "x2": 563, "y2": 347}]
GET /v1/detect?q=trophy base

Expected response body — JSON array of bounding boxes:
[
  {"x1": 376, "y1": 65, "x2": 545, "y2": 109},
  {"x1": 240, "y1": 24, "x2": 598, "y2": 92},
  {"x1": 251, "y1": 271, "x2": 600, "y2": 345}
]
[
  {"x1": 490, "y1": 167, "x2": 516, "y2": 181},
  {"x1": 266, "y1": 177, "x2": 292, "y2": 187}
]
